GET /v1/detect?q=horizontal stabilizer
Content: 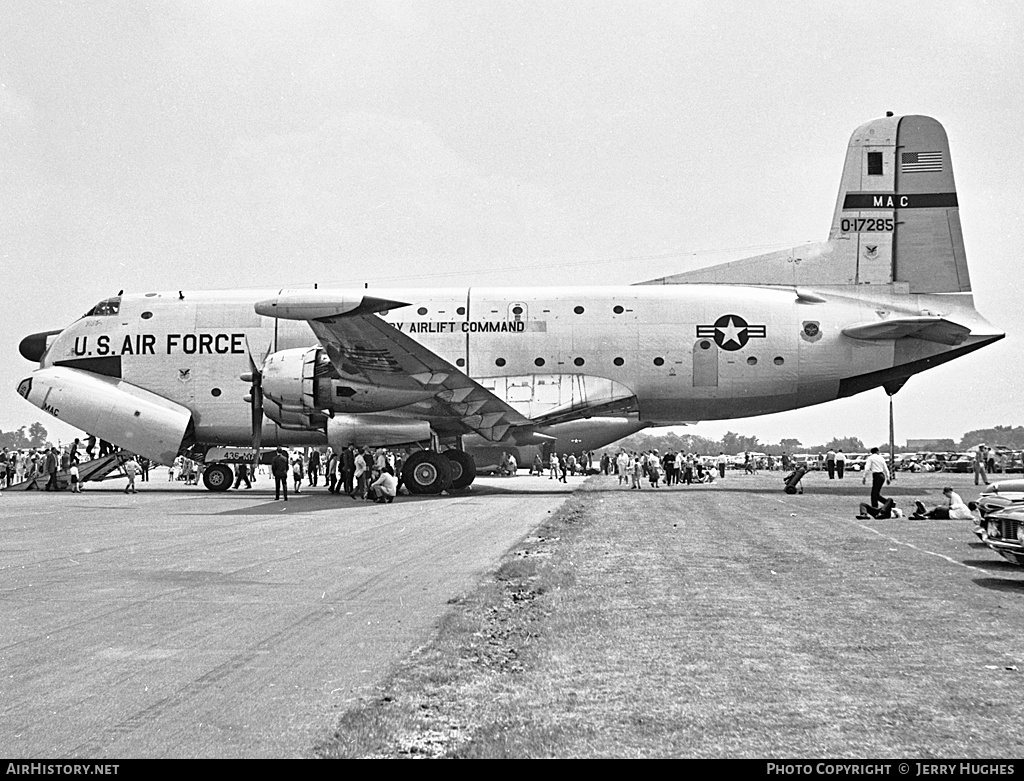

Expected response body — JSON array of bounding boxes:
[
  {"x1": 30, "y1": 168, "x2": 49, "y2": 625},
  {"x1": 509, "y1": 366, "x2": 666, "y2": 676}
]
[{"x1": 842, "y1": 316, "x2": 971, "y2": 346}]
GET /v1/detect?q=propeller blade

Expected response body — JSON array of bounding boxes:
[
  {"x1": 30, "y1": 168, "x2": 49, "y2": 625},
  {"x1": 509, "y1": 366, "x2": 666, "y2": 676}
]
[
  {"x1": 251, "y1": 378, "x2": 263, "y2": 452},
  {"x1": 244, "y1": 340, "x2": 269, "y2": 471}
]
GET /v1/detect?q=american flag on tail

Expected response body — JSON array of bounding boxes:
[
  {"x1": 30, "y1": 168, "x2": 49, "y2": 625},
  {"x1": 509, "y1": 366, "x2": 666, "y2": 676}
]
[{"x1": 901, "y1": 151, "x2": 943, "y2": 173}]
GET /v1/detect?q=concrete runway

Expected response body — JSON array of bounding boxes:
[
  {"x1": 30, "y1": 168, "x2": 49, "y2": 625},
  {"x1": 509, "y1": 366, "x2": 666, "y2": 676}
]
[{"x1": 0, "y1": 472, "x2": 576, "y2": 758}]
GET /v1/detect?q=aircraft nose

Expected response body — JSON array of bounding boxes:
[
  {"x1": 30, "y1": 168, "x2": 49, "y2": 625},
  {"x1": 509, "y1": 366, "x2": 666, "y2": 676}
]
[{"x1": 19, "y1": 330, "x2": 61, "y2": 363}]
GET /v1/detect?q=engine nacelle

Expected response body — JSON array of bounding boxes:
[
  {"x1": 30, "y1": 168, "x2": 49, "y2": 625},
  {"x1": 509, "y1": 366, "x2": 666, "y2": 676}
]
[
  {"x1": 17, "y1": 367, "x2": 193, "y2": 464},
  {"x1": 260, "y1": 346, "x2": 439, "y2": 430},
  {"x1": 327, "y1": 414, "x2": 431, "y2": 449},
  {"x1": 260, "y1": 347, "x2": 329, "y2": 431}
]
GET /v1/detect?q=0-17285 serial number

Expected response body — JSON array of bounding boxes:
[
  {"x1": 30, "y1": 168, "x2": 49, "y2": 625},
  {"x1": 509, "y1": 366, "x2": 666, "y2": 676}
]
[{"x1": 840, "y1": 217, "x2": 894, "y2": 233}]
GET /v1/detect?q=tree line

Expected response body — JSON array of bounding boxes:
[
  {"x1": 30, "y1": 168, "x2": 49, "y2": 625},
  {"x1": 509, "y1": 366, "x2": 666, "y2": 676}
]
[
  {"x1": 3, "y1": 420, "x2": 1023, "y2": 457},
  {"x1": 614, "y1": 425, "x2": 1024, "y2": 456},
  {"x1": 0, "y1": 423, "x2": 51, "y2": 450}
]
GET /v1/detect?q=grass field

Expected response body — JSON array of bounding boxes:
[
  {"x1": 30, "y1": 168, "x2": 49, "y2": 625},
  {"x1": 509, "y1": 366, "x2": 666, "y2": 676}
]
[{"x1": 315, "y1": 472, "x2": 1024, "y2": 758}]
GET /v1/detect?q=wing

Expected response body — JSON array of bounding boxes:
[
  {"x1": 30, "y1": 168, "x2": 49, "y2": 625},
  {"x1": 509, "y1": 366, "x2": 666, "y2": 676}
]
[{"x1": 255, "y1": 291, "x2": 532, "y2": 442}]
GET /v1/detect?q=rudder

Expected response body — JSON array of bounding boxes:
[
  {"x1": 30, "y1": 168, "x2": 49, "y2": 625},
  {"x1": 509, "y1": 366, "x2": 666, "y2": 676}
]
[{"x1": 893, "y1": 115, "x2": 969, "y2": 293}]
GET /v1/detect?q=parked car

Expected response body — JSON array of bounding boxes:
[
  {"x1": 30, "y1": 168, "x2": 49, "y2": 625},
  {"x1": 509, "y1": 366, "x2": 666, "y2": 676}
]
[
  {"x1": 791, "y1": 453, "x2": 814, "y2": 470},
  {"x1": 1001, "y1": 450, "x2": 1023, "y2": 473},
  {"x1": 845, "y1": 453, "x2": 868, "y2": 472},
  {"x1": 983, "y1": 505, "x2": 1024, "y2": 566},
  {"x1": 945, "y1": 453, "x2": 977, "y2": 473},
  {"x1": 975, "y1": 480, "x2": 1024, "y2": 541}
]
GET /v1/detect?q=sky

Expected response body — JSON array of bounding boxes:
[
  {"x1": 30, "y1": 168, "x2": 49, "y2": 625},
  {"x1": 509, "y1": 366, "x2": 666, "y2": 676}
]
[{"x1": 2, "y1": 0, "x2": 1023, "y2": 449}]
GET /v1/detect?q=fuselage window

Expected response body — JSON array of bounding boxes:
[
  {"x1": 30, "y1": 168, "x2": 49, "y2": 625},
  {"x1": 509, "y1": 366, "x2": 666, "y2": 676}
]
[
  {"x1": 613, "y1": 357, "x2": 624, "y2": 366},
  {"x1": 653, "y1": 357, "x2": 665, "y2": 366},
  {"x1": 457, "y1": 306, "x2": 466, "y2": 315},
  {"x1": 774, "y1": 356, "x2": 785, "y2": 365},
  {"x1": 747, "y1": 356, "x2": 757, "y2": 365},
  {"x1": 211, "y1": 388, "x2": 222, "y2": 397},
  {"x1": 573, "y1": 357, "x2": 585, "y2": 366},
  {"x1": 456, "y1": 358, "x2": 466, "y2": 367},
  {"x1": 535, "y1": 358, "x2": 545, "y2": 367},
  {"x1": 573, "y1": 306, "x2": 584, "y2": 315},
  {"x1": 495, "y1": 358, "x2": 506, "y2": 367},
  {"x1": 141, "y1": 311, "x2": 153, "y2": 320},
  {"x1": 417, "y1": 307, "x2": 428, "y2": 316},
  {"x1": 613, "y1": 305, "x2": 624, "y2": 314}
]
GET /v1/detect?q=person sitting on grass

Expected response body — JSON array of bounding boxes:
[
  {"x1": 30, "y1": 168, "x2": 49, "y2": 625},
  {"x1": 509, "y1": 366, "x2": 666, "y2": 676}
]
[
  {"x1": 910, "y1": 487, "x2": 977, "y2": 520},
  {"x1": 857, "y1": 498, "x2": 901, "y2": 520}
]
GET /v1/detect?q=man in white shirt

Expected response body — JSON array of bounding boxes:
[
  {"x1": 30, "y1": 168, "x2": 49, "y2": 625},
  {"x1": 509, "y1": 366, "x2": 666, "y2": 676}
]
[
  {"x1": 124, "y1": 457, "x2": 140, "y2": 494},
  {"x1": 370, "y1": 466, "x2": 398, "y2": 503},
  {"x1": 912, "y1": 487, "x2": 976, "y2": 520},
  {"x1": 862, "y1": 447, "x2": 890, "y2": 508},
  {"x1": 716, "y1": 452, "x2": 728, "y2": 480}
]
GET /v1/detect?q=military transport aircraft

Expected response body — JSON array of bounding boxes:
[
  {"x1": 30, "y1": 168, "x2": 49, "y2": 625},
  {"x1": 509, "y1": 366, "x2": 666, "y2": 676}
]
[{"x1": 16, "y1": 114, "x2": 1004, "y2": 494}]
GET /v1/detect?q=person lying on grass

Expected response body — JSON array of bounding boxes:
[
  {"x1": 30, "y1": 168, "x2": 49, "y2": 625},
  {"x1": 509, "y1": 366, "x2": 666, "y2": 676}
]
[
  {"x1": 856, "y1": 498, "x2": 902, "y2": 520},
  {"x1": 910, "y1": 487, "x2": 977, "y2": 520}
]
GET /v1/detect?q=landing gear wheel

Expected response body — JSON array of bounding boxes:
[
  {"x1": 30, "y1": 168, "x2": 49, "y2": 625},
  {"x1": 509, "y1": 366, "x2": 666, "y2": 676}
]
[
  {"x1": 443, "y1": 450, "x2": 477, "y2": 490},
  {"x1": 402, "y1": 450, "x2": 453, "y2": 495},
  {"x1": 203, "y1": 463, "x2": 234, "y2": 491}
]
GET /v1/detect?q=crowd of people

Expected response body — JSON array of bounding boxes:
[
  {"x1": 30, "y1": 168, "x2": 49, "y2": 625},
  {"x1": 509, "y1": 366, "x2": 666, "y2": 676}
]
[
  {"x1": 532, "y1": 451, "x2": 594, "y2": 482},
  {"x1": 263, "y1": 445, "x2": 404, "y2": 503},
  {"x1": 0, "y1": 438, "x2": 149, "y2": 493},
  {"x1": 1, "y1": 437, "x2": 999, "y2": 534},
  {"x1": 597, "y1": 450, "x2": 717, "y2": 489},
  {"x1": 1, "y1": 446, "x2": 65, "y2": 488}
]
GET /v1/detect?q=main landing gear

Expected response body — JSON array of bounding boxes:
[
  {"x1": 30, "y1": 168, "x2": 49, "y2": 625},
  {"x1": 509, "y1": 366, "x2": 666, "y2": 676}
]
[
  {"x1": 402, "y1": 450, "x2": 477, "y2": 495},
  {"x1": 199, "y1": 449, "x2": 476, "y2": 496},
  {"x1": 203, "y1": 463, "x2": 234, "y2": 491}
]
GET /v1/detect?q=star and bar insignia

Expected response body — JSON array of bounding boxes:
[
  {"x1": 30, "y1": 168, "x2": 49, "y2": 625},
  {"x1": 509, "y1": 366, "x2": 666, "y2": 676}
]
[{"x1": 696, "y1": 314, "x2": 767, "y2": 351}]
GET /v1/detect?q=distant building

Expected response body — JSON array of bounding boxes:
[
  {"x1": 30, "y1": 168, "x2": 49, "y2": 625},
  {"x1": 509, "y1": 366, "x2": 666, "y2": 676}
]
[{"x1": 906, "y1": 438, "x2": 957, "y2": 450}]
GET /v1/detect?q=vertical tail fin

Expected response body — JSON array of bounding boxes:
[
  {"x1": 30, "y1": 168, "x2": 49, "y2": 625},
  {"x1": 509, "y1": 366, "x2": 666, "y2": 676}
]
[
  {"x1": 830, "y1": 114, "x2": 969, "y2": 292},
  {"x1": 640, "y1": 114, "x2": 970, "y2": 293}
]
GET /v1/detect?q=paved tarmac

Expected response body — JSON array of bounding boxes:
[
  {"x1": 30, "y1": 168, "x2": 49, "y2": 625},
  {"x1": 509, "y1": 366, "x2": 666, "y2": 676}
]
[{"x1": 0, "y1": 472, "x2": 576, "y2": 758}]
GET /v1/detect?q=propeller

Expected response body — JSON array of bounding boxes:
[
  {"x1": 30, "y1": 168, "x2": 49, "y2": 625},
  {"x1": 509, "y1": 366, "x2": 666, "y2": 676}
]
[{"x1": 242, "y1": 342, "x2": 271, "y2": 472}]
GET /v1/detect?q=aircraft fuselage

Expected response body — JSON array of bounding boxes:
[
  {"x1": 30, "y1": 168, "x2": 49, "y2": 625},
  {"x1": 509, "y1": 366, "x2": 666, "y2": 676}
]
[{"x1": 25, "y1": 284, "x2": 998, "y2": 458}]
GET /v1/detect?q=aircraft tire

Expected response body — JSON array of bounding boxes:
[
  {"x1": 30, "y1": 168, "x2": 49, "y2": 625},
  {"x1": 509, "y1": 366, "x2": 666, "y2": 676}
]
[
  {"x1": 443, "y1": 450, "x2": 477, "y2": 490},
  {"x1": 403, "y1": 450, "x2": 453, "y2": 495},
  {"x1": 203, "y1": 463, "x2": 234, "y2": 491}
]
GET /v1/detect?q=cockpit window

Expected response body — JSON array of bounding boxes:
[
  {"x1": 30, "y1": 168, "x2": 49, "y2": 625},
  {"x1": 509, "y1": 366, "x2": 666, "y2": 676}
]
[{"x1": 82, "y1": 297, "x2": 121, "y2": 318}]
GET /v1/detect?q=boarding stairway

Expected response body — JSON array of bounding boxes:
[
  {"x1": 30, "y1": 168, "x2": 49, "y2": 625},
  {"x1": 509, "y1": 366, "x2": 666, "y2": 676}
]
[{"x1": 1, "y1": 453, "x2": 130, "y2": 492}]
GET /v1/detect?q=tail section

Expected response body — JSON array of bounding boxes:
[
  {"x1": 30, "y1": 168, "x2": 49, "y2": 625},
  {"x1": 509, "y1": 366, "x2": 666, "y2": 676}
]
[
  {"x1": 830, "y1": 114, "x2": 968, "y2": 292},
  {"x1": 643, "y1": 114, "x2": 970, "y2": 293}
]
